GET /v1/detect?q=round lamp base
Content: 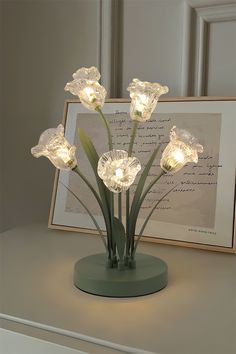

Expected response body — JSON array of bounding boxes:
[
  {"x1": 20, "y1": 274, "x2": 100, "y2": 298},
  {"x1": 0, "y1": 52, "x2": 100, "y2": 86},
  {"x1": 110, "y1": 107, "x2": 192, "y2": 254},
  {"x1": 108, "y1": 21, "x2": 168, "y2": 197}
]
[{"x1": 74, "y1": 253, "x2": 168, "y2": 297}]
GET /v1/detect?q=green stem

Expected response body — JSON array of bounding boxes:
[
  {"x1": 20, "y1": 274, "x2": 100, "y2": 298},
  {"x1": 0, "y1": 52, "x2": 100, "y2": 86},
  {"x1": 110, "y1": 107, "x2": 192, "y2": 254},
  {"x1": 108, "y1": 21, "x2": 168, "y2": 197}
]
[
  {"x1": 73, "y1": 166, "x2": 100, "y2": 202},
  {"x1": 132, "y1": 183, "x2": 177, "y2": 256},
  {"x1": 126, "y1": 120, "x2": 139, "y2": 257},
  {"x1": 128, "y1": 120, "x2": 139, "y2": 157},
  {"x1": 129, "y1": 145, "x2": 161, "y2": 223},
  {"x1": 60, "y1": 182, "x2": 108, "y2": 252},
  {"x1": 126, "y1": 190, "x2": 130, "y2": 257},
  {"x1": 96, "y1": 106, "x2": 113, "y2": 150},
  {"x1": 130, "y1": 170, "x2": 165, "y2": 254},
  {"x1": 140, "y1": 170, "x2": 165, "y2": 206},
  {"x1": 73, "y1": 166, "x2": 112, "y2": 259},
  {"x1": 118, "y1": 193, "x2": 122, "y2": 223},
  {"x1": 128, "y1": 145, "x2": 161, "y2": 248},
  {"x1": 110, "y1": 192, "x2": 116, "y2": 258}
]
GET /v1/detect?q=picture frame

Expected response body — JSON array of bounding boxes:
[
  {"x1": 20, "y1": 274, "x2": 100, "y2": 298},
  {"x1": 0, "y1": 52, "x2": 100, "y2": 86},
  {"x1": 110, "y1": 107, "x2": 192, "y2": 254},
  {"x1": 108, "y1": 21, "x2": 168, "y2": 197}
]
[{"x1": 49, "y1": 97, "x2": 236, "y2": 253}]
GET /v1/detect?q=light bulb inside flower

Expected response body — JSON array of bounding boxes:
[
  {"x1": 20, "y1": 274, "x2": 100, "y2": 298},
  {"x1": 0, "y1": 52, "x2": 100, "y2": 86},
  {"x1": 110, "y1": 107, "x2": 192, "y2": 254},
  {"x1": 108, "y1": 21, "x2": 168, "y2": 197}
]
[
  {"x1": 64, "y1": 67, "x2": 107, "y2": 110},
  {"x1": 137, "y1": 94, "x2": 148, "y2": 108},
  {"x1": 78, "y1": 80, "x2": 106, "y2": 109},
  {"x1": 134, "y1": 94, "x2": 149, "y2": 115},
  {"x1": 127, "y1": 79, "x2": 169, "y2": 122},
  {"x1": 84, "y1": 86, "x2": 94, "y2": 96},
  {"x1": 56, "y1": 148, "x2": 75, "y2": 167},
  {"x1": 115, "y1": 168, "x2": 124, "y2": 178},
  {"x1": 83, "y1": 85, "x2": 97, "y2": 102},
  {"x1": 172, "y1": 149, "x2": 185, "y2": 163},
  {"x1": 31, "y1": 124, "x2": 77, "y2": 170},
  {"x1": 161, "y1": 148, "x2": 186, "y2": 172},
  {"x1": 160, "y1": 126, "x2": 203, "y2": 174},
  {"x1": 98, "y1": 150, "x2": 141, "y2": 193}
]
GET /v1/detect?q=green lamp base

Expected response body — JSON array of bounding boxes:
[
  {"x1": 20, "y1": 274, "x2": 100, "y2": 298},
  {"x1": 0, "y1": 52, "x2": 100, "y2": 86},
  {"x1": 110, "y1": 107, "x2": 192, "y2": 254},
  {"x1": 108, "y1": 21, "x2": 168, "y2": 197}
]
[{"x1": 74, "y1": 253, "x2": 168, "y2": 297}]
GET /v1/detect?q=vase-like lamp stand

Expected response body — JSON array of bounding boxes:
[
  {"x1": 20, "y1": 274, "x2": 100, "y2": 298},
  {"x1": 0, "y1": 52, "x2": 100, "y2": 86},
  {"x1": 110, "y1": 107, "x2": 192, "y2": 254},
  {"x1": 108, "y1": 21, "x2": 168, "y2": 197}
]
[{"x1": 74, "y1": 253, "x2": 168, "y2": 297}]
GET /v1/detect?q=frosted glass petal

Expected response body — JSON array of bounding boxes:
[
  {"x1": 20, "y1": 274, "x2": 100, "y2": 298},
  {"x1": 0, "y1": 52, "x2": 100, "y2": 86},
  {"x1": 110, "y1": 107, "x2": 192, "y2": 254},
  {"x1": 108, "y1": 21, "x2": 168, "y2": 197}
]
[
  {"x1": 77, "y1": 81, "x2": 106, "y2": 110},
  {"x1": 127, "y1": 79, "x2": 169, "y2": 122},
  {"x1": 97, "y1": 150, "x2": 141, "y2": 193},
  {"x1": 31, "y1": 124, "x2": 77, "y2": 170},
  {"x1": 72, "y1": 66, "x2": 100, "y2": 81},
  {"x1": 64, "y1": 67, "x2": 106, "y2": 110},
  {"x1": 160, "y1": 126, "x2": 203, "y2": 173}
]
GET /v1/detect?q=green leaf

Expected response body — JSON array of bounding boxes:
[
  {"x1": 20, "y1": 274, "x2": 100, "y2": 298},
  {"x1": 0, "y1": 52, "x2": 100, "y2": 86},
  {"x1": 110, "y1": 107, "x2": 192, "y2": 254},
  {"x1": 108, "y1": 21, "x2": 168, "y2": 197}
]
[
  {"x1": 78, "y1": 128, "x2": 99, "y2": 170},
  {"x1": 78, "y1": 128, "x2": 110, "y2": 202},
  {"x1": 132, "y1": 183, "x2": 178, "y2": 255},
  {"x1": 60, "y1": 181, "x2": 108, "y2": 253},
  {"x1": 95, "y1": 107, "x2": 113, "y2": 150},
  {"x1": 113, "y1": 217, "x2": 126, "y2": 261},
  {"x1": 129, "y1": 145, "x2": 161, "y2": 236},
  {"x1": 78, "y1": 128, "x2": 111, "y2": 243},
  {"x1": 130, "y1": 145, "x2": 160, "y2": 218}
]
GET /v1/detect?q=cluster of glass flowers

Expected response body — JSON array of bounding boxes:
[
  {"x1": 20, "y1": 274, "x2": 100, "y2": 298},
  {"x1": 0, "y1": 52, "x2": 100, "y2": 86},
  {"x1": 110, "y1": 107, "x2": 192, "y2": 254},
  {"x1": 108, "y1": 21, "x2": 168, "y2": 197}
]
[
  {"x1": 31, "y1": 124, "x2": 77, "y2": 170},
  {"x1": 31, "y1": 66, "x2": 203, "y2": 194},
  {"x1": 127, "y1": 79, "x2": 169, "y2": 122},
  {"x1": 160, "y1": 126, "x2": 204, "y2": 173},
  {"x1": 97, "y1": 150, "x2": 141, "y2": 193},
  {"x1": 64, "y1": 66, "x2": 107, "y2": 111}
]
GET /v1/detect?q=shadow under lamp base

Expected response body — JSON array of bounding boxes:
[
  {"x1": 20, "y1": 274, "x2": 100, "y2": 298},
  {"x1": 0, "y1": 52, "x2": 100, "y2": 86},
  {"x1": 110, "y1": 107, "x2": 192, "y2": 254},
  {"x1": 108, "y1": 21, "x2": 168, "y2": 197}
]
[{"x1": 74, "y1": 253, "x2": 168, "y2": 297}]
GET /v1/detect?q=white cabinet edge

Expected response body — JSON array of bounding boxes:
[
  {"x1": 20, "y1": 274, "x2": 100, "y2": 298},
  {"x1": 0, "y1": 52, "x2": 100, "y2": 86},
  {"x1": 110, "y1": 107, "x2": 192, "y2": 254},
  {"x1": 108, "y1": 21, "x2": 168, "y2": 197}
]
[
  {"x1": 0, "y1": 328, "x2": 87, "y2": 354},
  {"x1": 0, "y1": 313, "x2": 159, "y2": 354}
]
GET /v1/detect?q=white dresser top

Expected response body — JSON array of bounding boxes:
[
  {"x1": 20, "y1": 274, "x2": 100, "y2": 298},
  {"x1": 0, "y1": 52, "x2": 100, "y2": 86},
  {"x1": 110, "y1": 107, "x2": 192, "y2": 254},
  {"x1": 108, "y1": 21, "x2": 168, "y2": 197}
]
[{"x1": 1, "y1": 223, "x2": 235, "y2": 354}]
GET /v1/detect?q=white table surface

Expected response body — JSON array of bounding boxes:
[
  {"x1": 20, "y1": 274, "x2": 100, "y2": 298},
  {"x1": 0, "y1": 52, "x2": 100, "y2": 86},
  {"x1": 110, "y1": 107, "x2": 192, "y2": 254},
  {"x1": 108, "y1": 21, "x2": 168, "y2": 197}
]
[
  {"x1": 0, "y1": 223, "x2": 236, "y2": 354},
  {"x1": 0, "y1": 328, "x2": 85, "y2": 354}
]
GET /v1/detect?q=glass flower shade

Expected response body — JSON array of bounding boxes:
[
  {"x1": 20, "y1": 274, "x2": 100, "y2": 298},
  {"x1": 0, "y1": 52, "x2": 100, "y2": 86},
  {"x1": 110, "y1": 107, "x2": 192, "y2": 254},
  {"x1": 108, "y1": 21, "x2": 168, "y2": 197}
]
[
  {"x1": 127, "y1": 79, "x2": 169, "y2": 122},
  {"x1": 64, "y1": 66, "x2": 107, "y2": 111},
  {"x1": 160, "y1": 126, "x2": 203, "y2": 173},
  {"x1": 31, "y1": 124, "x2": 77, "y2": 170},
  {"x1": 97, "y1": 150, "x2": 141, "y2": 193}
]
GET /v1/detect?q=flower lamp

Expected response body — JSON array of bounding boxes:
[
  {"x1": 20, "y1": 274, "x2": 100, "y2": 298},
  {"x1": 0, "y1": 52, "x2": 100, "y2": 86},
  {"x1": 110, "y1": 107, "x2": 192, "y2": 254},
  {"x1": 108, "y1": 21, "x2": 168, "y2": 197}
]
[
  {"x1": 31, "y1": 124, "x2": 77, "y2": 170},
  {"x1": 32, "y1": 67, "x2": 203, "y2": 297},
  {"x1": 97, "y1": 150, "x2": 141, "y2": 193},
  {"x1": 65, "y1": 66, "x2": 107, "y2": 110},
  {"x1": 127, "y1": 78, "x2": 169, "y2": 122},
  {"x1": 160, "y1": 126, "x2": 204, "y2": 173}
]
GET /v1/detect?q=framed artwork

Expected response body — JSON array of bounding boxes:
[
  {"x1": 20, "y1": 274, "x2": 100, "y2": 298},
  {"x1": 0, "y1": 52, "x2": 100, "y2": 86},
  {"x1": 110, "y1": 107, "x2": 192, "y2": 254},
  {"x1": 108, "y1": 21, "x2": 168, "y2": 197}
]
[{"x1": 49, "y1": 97, "x2": 236, "y2": 253}]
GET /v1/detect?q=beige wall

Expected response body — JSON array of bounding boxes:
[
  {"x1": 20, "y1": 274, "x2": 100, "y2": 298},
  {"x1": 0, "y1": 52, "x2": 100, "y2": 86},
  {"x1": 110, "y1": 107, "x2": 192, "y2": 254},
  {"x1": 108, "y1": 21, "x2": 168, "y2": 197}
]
[
  {"x1": 122, "y1": 0, "x2": 183, "y2": 96},
  {"x1": 116, "y1": 0, "x2": 236, "y2": 96},
  {"x1": 0, "y1": 0, "x2": 235, "y2": 230},
  {"x1": 1, "y1": 0, "x2": 99, "y2": 230},
  {"x1": 0, "y1": 2, "x2": 3, "y2": 231},
  {"x1": 207, "y1": 20, "x2": 236, "y2": 95}
]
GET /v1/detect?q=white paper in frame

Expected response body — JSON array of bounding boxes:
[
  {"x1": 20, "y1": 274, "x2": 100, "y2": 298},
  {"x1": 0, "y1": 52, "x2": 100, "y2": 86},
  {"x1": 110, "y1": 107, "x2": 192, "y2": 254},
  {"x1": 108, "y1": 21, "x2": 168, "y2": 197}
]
[{"x1": 49, "y1": 97, "x2": 236, "y2": 253}]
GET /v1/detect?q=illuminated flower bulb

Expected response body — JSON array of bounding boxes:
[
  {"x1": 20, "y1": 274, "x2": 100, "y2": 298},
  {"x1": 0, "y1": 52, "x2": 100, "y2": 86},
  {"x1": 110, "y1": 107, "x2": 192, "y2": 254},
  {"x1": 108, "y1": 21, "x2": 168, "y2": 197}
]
[
  {"x1": 64, "y1": 66, "x2": 106, "y2": 110},
  {"x1": 97, "y1": 150, "x2": 141, "y2": 193},
  {"x1": 127, "y1": 79, "x2": 169, "y2": 122},
  {"x1": 31, "y1": 124, "x2": 77, "y2": 170},
  {"x1": 160, "y1": 126, "x2": 203, "y2": 173}
]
